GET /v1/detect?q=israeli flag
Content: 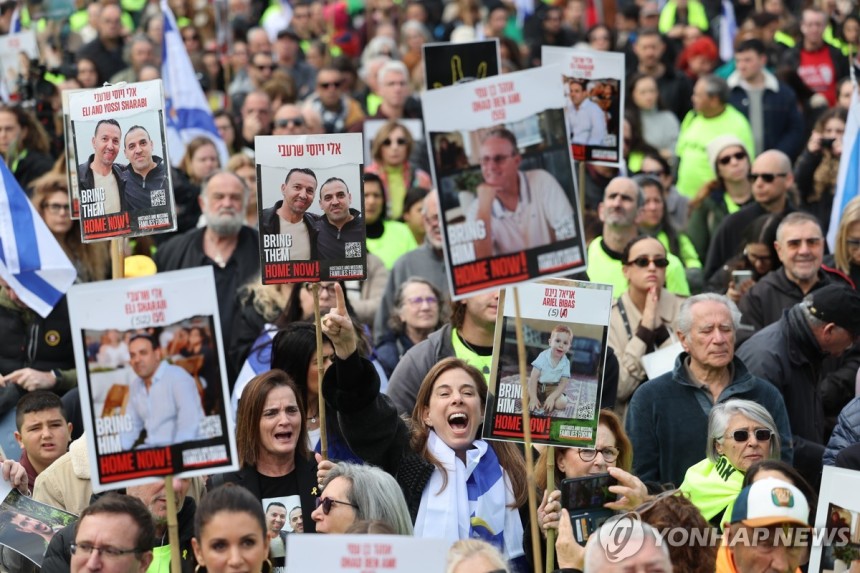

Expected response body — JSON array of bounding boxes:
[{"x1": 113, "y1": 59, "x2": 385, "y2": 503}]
[
  {"x1": 161, "y1": 0, "x2": 228, "y2": 167},
  {"x1": 719, "y1": 0, "x2": 737, "y2": 63},
  {"x1": 10, "y1": 3, "x2": 20, "y2": 33},
  {"x1": 0, "y1": 161, "x2": 76, "y2": 318},
  {"x1": 828, "y1": 82, "x2": 860, "y2": 250}
]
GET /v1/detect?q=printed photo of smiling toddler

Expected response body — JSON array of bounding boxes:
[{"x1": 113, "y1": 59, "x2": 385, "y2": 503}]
[{"x1": 527, "y1": 325, "x2": 574, "y2": 415}]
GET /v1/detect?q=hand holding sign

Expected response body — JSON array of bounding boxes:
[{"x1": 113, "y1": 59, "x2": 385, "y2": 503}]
[
  {"x1": 321, "y1": 283, "x2": 356, "y2": 359},
  {"x1": 1, "y1": 459, "x2": 30, "y2": 495}
]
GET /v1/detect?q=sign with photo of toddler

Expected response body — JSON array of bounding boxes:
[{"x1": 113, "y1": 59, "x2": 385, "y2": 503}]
[
  {"x1": 67, "y1": 267, "x2": 238, "y2": 491},
  {"x1": 256, "y1": 133, "x2": 366, "y2": 284},
  {"x1": 423, "y1": 65, "x2": 586, "y2": 299},
  {"x1": 0, "y1": 478, "x2": 77, "y2": 567},
  {"x1": 808, "y1": 466, "x2": 860, "y2": 573},
  {"x1": 67, "y1": 79, "x2": 176, "y2": 241},
  {"x1": 482, "y1": 279, "x2": 612, "y2": 447},
  {"x1": 542, "y1": 47, "x2": 624, "y2": 166}
]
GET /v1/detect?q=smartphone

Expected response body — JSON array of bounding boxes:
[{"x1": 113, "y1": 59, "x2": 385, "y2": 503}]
[
  {"x1": 820, "y1": 138, "x2": 835, "y2": 149},
  {"x1": 732, "y1": 269, "x2": 753, "y2": 289},
  {"x1": 560, "y1": 473, "x2": 618, "y2": 544}
]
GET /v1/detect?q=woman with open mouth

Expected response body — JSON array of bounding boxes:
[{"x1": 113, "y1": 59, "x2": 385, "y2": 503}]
[{"x1": 320, "y1": 284, "x2": 528, "y2": 568}]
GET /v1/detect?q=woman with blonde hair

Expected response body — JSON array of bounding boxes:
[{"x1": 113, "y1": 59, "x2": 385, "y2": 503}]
[
  {"x1": 826, "y1": 194, "x2": 860, "y2": 287},
  {"x1": 365, "y1": 121, "x2": 431, "y2": 219}
]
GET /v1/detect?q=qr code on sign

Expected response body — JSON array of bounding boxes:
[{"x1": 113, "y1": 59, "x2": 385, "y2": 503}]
[
  {"x1": 345, "y1": 242, "x2": 362, "y2": 258},
  {"x1": 150, "y1": 189, "x2": 166, "y2": 207},
  {"x1": 574, "y1": 402, "x2": 595, "y2": 420}
]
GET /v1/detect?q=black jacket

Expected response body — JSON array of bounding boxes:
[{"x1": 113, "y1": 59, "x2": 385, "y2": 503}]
[
  {"x1": 14, "y1": 151, "x2": 54, "y2": 193},
  {"x1": 123, "y1": 155, "x2": 169, "y2": 211},
  {"x1": 209, "y1": 455, "x2": 319, "y2": 535},
  {"x1": 41, "y1": 496, "x2": 198, "y2": 573},
  {"x1": 316, "y1": 208, "x2": 364, "y2": 260},
  {"x1": 77, "y1": 155, "x2": 127, "y2": 208}
]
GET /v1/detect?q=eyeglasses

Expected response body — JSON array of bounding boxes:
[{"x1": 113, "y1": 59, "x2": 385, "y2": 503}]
[
  {"x1": 743, "y1": 249, "x2": 771, "y2": 263},
  {"x1": 406, "y1": 296, "x2": 438, "y2": 306},
  {"x1": 382, "y1": 137, "x2": 408, "y2": 147},
  {"x1": 626, "y1": 256, "x2": 670, "y2": 268},
  {"x1": 305, "y1": 283, "x2": 337, "y2": 295},
  {"x1": 784, "y1": 237, "x2": 822, "y2": 249},
  {"x1": 275, "y1": 117, "x2": 305, "y2": 128},
  {"x1": 846, "y1": 238, "x2": 860, "y2": 249},
  {"x1": 637, "y1": 170, "x2": 664, "y2": 177},
  {"x1": 70, "y1": 543, "x2": 141, "y2": 559},
  {"x1": 748, "y1": 172, "x2": 788, "y2": 183},
  {"x1": 726, "y1": 428, "x2": 773, "y2": 442},
  {"x1": 480, "y1": 153, "x2": 515, "y2": 166},
  {"x1": 42, "y1": 202, "x2": 70, "y2": 214},
  {"x1": 718, "y1": 151, "x2": 747, "y2": 165},
  {"x1": 255, "y1": 63, "x2": 277, "y2": 71},
  {"x1": 315, "y1": 496, "x2": 358, "y2": 515},
  {"x1": 318, "y1": 81, "x2": 343, "y2": 90},
  {"x1": 576, "y1": 446, "x2": 620, "y2": 463}
]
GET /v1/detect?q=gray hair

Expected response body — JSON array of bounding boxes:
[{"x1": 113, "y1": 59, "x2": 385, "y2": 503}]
[
  {"x1": 700, "y1": 74, "x2": 730, "y2": 103},
  {"x1": 775, "y1": 211, "x2": 823, "y2": 243},
  {"x1": 677, "y1": 293, "x2": 741, "y2": 338},
  {"x1": 322, "y1": 463, "x2": 414, "y2": 535},
  {"x1": 707, "y1": 399, "x2": 781, "y2": 462},
  {"x1": 585, "y1": 520, "x2": 672, "y2": 572},
  {"x1": 377, "y1": 59, "x2": 409, "y2": 86},
  {"x1": 446, "y1": 539, "x2": 509, "y2": 573}
]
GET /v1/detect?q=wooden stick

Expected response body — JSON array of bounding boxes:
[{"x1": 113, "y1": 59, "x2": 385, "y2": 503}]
[
  {"x1": 164, "y1": 476, "x2": 182, "y2": 573},
  {"x1": 312, "y1": 284, "x2": 328, "y2": 460},
  {"x1": 546, "y1": 446, "x2": 556, "y2": 573},
  {"x1": 578, "y1": 161, "x2": 586, "y2": 217},
  {"x1": 111, "y1": 239, "x2": 124, "y2": 279},
  {"x1": 514, "y1": 287, "x2": 542, "y2": 573}
]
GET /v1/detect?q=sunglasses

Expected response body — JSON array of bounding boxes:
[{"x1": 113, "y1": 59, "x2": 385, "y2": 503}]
[
  {"x1": 318, "y1": 81, "x2": 343, "y2": 89},
  {"x1": 718, "y1": 151, "x2": 747, "y2": 165},
  {"x1": 255, "y1": 63, "x2": 277, "y2": 71},
  {"x1": 626, "y1": 256, "x2": 670, "y2": 268},
  {"x1": 382, "y1": 137, "x2": 408, "y2": 147},
  {"x1": 846, "y1": 238, "x2": 860, "y2": 249},
  {"x1": 315, "y1": 496, "x2": 358, "y2": 515},
  {"x1": 727, "y1": 428, "x2": 773, "y2": 442},
  {"x1": 275, "y1": 117, "x2": 305, "y2": 128},
  {"x1": 748, "y1": 172, "x2": 787, "y2": 183}
]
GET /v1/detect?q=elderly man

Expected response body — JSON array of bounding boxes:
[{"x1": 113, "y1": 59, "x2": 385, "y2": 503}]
[
  {"x1": 155, "y1": 171, "x2": 260, "y2": 350},
  {"x1": 675, "y1": 75, "x2": 755, "y2": 199},
  {"x1": 109, "y1": 35, "x2": 156, "y2": 85},
  {"x1": 626, "y1": 293, "x2": 792, "y2": 487},
  {"x1": 583, "y1": 519, "x2": 673, "y2": 572},
  {"x1": 69, "y1": 493, "x2": 154, "y2": 573},
  {"x1": 586, "y1": 176, "x2": 689, "y2": 296},
  {"x1": 738, "y1": 285, "x2": 860, "y2": 487},
  {"x1": 259, "y1": 167, "x2": 319, "y2": 261},
  {"x1": 316, "y1": 177, "x2": 363, "y2": 260},
  {"x1": 704, "y1": 150, "x2": 796, "y2": 279},
  {"x1": 718, "y1": 478, "x2": 812, "y2": 573},
  {"x1": 468, "y1": 127, "x2": 576, "y2": 259}
]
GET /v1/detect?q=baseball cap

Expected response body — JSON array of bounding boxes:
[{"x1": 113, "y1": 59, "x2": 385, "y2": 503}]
[
  {"x1": 730, "y1": 478, "x2": 810, "y2": 528},
  {"x1": 808, "y1": 284, "x2": 860, "y2": 336}
]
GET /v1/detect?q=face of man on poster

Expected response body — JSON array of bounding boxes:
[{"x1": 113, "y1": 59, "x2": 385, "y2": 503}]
[
  {"x1": 128, "y1": 336, "x2": 162, "y2": 385},
  {"x1": 568, "y1": 80, "x2": 589, "y2": 108},
  {"x1": 92, "y1": 120, "x2": 122, "y2": 174},
  {"x1": 124, "y1": 126, "x2": 157, "y2": 177},
  {"x1": 279, "y1": 169, "x2": 317, "y2": 223},
  {"x1": 478, "y1": 134, "x2": 522, "y2": 206},
  {"x1": 319, "y1": 178, "x2": 354, "y2": 227}
]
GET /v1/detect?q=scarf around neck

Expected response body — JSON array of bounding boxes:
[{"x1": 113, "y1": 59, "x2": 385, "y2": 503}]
[{"x1": 679, "y1": 455, "x2": 745, "y2": 529}]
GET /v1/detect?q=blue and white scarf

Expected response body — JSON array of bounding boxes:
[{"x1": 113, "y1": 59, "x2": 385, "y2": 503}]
[{"x1": 414, "y1": 432, "x2": 524, "y2": 560}]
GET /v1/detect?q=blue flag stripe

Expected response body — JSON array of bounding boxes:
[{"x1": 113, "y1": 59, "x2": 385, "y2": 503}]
[{"x1": 1, "y1": 160, "x2": 41, "y2": 272}]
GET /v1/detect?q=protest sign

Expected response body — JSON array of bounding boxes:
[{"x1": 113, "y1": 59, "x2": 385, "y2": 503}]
[
  {"x1": 285, "y1": 534, "x2": 447, "y2": 573},
  {"x1": 482, "y1": 279, "x2": 612, "y2": 447},
  {"x1": 67, "y1": 267, "x2": 238, "y2": 491},
  {"x1": 61, "y1": 89, "x2": 82, "y2": 218},
  {"x1": 67, "y1": 79, "x2": 176, "y2": 241},
  {"x1": 0, "y1": 31, "x2": 38, "y2": 100},
  {"x1": 263, "y1": 494, "x2": 305, "y2": 570},
  {"x1": 423, "y1": 65, "x2": 586, "y2": 299},
  {"x1": 542, "y1": 47, "x2": 625, "y2": 166},
  {"x1": 0, "y1": 480, "x2": 76, "y2": 567},
  {"x1": 809, "y1": 466, "x2": 860, "y2": 572},
  {"x1": 423, "y1": 39, "x2": 500, "y2": 90},
  {"x1": 256, "y1": 133, "x2": 366, "y2": 283}
]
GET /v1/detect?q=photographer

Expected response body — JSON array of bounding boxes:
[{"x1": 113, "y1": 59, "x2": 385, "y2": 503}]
[{"x1": 794, "y1": 107, "x2": 847, "y2": 236}]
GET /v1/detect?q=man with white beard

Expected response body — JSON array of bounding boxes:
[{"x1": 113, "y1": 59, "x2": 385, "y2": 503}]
[{"x1": 155, "y1": 171, "x2": 260, "y2": 356}]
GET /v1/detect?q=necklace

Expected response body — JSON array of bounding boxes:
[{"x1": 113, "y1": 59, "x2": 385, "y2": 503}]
[{"x1": 308, "y1": 409, "x2": 319, "y2": 424}]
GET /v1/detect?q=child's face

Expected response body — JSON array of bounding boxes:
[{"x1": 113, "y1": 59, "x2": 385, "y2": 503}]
[{"x1": 550, "y1": 332, "x2": 572, "y2": 356}]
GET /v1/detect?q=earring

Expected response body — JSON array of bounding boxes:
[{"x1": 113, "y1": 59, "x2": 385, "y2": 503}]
[
  {"x1": 263, "y1": 558, "x2": 274, "y2": 573},
  {"x1": 194, "y1": 565, "x2": 206, "y2": 573}
]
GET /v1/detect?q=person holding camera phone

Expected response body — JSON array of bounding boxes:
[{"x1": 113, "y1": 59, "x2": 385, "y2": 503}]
[
  {"x1": 707, "y1": 213, "x2": 781, "y2": 303},
  {"x1": 528, "y1": 410, "x2": 649, "y2": 571},
  {"x1": 794, "y1": 107, "x2": 847, "y2": 236}
]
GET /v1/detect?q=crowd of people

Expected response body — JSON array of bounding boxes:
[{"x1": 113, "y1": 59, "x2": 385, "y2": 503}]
[{"x1": 1, "y1": 0, "x2": 860, "y2": 570}]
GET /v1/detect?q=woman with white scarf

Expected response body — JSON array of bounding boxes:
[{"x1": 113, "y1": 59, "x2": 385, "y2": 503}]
[{"x1": 320, "y1": 285, "x2": 528, "y2": 567}]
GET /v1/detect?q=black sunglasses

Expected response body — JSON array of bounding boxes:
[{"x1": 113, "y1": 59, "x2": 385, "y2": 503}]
[
  {"x1": 728, "y1": 428, "x2": 773, "y2": 442},
  {"x1": 382, "y1": 137, "x2": 408, "y2": 147},
  {"x1": 748, "y1": 172, "x2": 787, "y2": 183},
  {"x1": 318, "y1": 81, "x2": 343, "y2": 89},
  {"x1": 718, "y1": 151, "x2": 746, "y2": 165},
  {"x1": 626, "y1": 256, "x2": 670, "y2": 268},
  {"x1": 315, "y1": 496, "x2": 358, "y2": 515},
  {"x1": 255, "y1": 63, "x2": 277, "y2": 71},
  {"x1": 275, "y1": 117, "x2": 305, "y2": 128}
]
